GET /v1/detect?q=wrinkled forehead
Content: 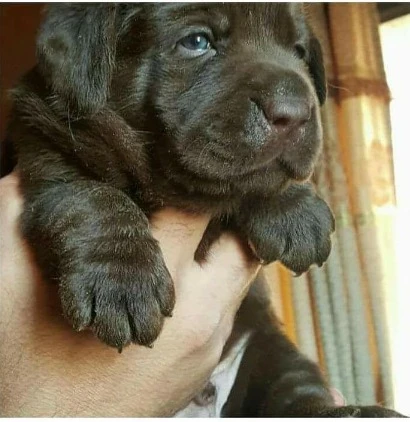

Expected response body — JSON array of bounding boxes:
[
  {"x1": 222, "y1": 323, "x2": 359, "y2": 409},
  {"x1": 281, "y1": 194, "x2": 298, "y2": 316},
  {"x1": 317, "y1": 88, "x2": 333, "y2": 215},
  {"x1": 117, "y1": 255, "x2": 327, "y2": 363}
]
[{"x1": 146, "y1": 3, "x2": 309, "y2": 45}]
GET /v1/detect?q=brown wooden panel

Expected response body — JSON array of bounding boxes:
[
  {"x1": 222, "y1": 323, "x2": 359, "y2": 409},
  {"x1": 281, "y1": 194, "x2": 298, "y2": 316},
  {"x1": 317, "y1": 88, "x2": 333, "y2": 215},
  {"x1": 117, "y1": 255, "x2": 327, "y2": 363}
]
[{"x1": 0, "y1": 4, "x2": 44, "y2": 175}]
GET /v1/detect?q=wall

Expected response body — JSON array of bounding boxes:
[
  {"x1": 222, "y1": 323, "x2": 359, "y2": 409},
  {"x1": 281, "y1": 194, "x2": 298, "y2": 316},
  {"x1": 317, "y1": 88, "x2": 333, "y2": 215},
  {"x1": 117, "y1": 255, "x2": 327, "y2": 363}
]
[{"x1": 0, "y1": 4, "x2": 44, "y2": 174}]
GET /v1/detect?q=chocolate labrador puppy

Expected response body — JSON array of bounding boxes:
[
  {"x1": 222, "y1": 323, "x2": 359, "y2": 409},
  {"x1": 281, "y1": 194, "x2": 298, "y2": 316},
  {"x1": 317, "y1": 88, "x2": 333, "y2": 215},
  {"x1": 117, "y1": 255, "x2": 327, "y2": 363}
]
[{"x1": 7, "y1": 3, "x2": 404, "y2": 417}]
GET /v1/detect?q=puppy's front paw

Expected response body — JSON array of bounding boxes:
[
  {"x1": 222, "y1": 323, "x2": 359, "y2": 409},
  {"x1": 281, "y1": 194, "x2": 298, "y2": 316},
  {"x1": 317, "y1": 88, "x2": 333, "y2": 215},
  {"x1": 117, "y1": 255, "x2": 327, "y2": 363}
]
[
  {"x1": 59, "y1": 235, "x2": 175, "y2": 350},
  {"x1": 276, "y1": 192, "x2": 334, "y2": 274},
  {"x1": 238, "y1": 184, "x2": 335, "y2": 274},
  {"x1": 315, "y1": 405, "x2": 406, "y2": 418}
]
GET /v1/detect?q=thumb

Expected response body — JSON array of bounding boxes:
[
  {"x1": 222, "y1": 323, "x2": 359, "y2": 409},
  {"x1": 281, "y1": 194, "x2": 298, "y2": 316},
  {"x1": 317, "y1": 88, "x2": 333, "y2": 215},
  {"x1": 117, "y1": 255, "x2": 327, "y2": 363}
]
[{"x1": 200, "y1": 233, "x2": 261, "y2": 310}]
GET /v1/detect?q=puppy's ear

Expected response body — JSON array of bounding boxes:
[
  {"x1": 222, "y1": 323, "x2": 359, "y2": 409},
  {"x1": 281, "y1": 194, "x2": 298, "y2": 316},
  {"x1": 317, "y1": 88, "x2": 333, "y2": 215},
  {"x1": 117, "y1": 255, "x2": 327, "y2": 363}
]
[
  {"x1": 37, "y1": 4, "x2": 117, "y2": 114},
  {"x1": 308, "y1": 37, "x2": 326, "y2": 106}
]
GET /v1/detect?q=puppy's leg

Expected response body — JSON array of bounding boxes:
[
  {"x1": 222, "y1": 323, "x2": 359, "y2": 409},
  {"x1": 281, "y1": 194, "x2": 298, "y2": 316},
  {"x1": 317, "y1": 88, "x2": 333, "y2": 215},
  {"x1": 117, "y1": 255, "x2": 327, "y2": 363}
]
[
  {"x1": 19, "y1": 171, "x2": 174, "y2": 350},
  {"x1": 223, "y1": 326, "x2": 405, "y2": 417},
  {"x1": 222, "y1": 322, "x2": 331, "y2": 416},
  {"x1": 235, "y1": 182, "x2": 335, "y2": 275},
  {"x1": 222, "y1": 277, "x2": 405, "y2": 417},
  {"x1": 221, "y1": 276, "x2": 332, "y2": 416}
]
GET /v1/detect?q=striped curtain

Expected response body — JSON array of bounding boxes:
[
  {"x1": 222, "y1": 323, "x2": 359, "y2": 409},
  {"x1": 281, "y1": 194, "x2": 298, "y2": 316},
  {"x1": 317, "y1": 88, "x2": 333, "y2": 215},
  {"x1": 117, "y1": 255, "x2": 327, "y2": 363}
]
[{"x1": 264, "y1": 3, "x2": 397, "y2": 407}]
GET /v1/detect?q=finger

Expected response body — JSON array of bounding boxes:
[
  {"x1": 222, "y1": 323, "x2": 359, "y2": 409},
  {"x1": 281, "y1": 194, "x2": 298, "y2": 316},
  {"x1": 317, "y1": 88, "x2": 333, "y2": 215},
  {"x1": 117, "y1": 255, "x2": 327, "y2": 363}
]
[
  {"x1": 150, "y1": 207, "x2": 211, "y2": 267},
  {"x1": 0, "y1": 173, "x2": 42, "y2": 292},
  {"x1": 0, "y1": 173, "x2": 24, "y2": 254},
  {"x1": 200, "y1": 233, "x2": 261, "y2": 303},
  {"x1": 215, "y1": 305, "x2": 240, "y2": 346},
  {"x1": 0, "y1": 173, "x2": 23, "y2": 219}
]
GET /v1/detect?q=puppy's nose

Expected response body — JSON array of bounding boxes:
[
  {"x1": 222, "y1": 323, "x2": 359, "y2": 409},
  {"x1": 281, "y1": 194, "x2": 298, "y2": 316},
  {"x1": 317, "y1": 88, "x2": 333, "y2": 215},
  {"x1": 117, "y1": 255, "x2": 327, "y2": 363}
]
[{"x1": 261, "y1": 98, "x2": 311, "y2": 136}]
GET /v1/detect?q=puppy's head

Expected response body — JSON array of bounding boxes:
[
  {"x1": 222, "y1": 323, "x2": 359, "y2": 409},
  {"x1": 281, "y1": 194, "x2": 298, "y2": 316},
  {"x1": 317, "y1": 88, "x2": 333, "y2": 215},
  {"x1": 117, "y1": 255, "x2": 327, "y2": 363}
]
[{"x1": 37, "y1": 4, "x2": 326, "y2": 193}]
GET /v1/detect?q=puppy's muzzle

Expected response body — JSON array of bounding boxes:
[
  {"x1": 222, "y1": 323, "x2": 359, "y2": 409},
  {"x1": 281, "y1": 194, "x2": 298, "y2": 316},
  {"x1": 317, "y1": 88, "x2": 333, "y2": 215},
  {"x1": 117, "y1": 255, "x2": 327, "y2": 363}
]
[{"x1": 244, "y1": 68, "x2": 315, "y2": 153}]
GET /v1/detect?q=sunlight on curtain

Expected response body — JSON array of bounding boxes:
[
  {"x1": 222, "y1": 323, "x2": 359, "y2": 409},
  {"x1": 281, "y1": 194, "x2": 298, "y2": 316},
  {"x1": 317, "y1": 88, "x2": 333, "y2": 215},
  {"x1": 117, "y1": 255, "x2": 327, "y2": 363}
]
[
  {"x1": 328, "y1": 3, "x2": 395, "y2": 407},
  {"x1": 380, "y1": 14, "x2": 410, "y2": 417}
]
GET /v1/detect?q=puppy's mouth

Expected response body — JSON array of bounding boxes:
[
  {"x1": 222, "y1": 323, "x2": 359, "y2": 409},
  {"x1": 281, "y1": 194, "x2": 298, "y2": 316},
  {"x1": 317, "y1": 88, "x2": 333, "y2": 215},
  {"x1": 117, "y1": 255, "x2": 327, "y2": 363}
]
[
  {"x1": 209, "y1": 132, "x2": 316, "y2": 181},
  {"x1": 171, "y1": 119, "x2": 320, "y2": 183},
  {"x1": 207, "y1": 144, "x2": 315, "y2": 182},
  {"x1": 210, "y1": 144, "x2": 277, "y2": 169},
  {"x1": 277, "y1": 157, "x2": 315, "y2": 182}
]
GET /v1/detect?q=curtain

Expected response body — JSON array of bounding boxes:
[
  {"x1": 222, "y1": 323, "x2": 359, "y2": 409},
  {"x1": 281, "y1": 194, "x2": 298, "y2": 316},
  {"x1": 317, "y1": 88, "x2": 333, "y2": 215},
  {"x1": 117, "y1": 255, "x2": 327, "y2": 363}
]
[{"x1": 264, "y1": 3, "x2": 397, "y2": 407}]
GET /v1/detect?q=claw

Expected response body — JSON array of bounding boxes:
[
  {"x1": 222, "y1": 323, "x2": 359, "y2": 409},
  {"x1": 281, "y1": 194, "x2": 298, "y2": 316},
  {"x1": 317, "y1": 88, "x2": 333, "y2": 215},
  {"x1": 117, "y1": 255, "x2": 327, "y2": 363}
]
[{"x1": 74, "y1": 324, "x2": 86, "y2": 332}]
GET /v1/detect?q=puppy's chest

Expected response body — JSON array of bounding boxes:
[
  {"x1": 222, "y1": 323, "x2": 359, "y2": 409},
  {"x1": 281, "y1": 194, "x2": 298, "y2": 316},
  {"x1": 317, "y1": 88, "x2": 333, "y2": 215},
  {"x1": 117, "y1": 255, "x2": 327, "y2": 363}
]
[{"x1": 133, "y1": 182, "x2": 241, "y2": 216}]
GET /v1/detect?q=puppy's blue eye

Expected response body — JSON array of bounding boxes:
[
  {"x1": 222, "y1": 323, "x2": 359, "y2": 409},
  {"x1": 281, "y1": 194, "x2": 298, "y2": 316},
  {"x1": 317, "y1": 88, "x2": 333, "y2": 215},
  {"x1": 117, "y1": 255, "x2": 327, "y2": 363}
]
[{"x1": 180, "y1": 33, "x2": 211, "y2": 51}]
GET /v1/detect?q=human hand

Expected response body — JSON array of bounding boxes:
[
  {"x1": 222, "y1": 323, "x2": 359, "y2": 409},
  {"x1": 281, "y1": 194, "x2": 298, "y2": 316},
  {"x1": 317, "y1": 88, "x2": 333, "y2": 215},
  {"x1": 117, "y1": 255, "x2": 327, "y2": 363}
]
[{"x1": 0, "y1": 173, "x2": 260, "y2": 416}]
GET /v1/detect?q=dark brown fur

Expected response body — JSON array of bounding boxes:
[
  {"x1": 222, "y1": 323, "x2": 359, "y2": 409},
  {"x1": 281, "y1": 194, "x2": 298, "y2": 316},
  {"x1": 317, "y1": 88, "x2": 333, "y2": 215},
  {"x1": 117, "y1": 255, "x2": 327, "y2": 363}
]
[{"x1": 7, "y1": 3, "x2": 404, "y2": 417}]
